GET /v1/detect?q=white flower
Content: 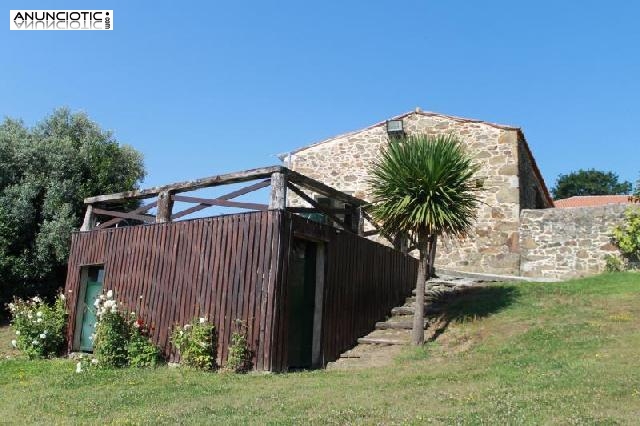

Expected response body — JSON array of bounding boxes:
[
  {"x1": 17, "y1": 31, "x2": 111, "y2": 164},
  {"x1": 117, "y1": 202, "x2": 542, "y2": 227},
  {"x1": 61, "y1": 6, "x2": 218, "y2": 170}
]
[
  {"x1": 199, "y1": 317, "x2": 206, "y2": 324},
  {"x1": 110, "y1": 306, "x2": 117, "y2": 313},
  {"x1": 76, "y1": 362, "x2": 82, "y2": 373},
  {"x1": 36, "y1": 311, "x2": 43, "y2": 318},
  {"x1": 106, "y1": 290, "x2": 113, "y2": 299},
  {"x1": 31, "y1": 340, "x2": 38, "y2": 345},
  {"x1": 37, "y1": 318, "x2": 43, "y2": 323},
  {"x1": 104, "y1": 300, "x2": 116, "y2": 309},
  {"x1": 32, "y1": 296, "x2": 42, "y2": 303},
  {"x1": 99, "y1": 294, "x2": 106, "y2": 301},
  {"x1": 11, "y1": 340, "x2": 17, "y2": 348},
  {"x1": 60, "y1": 294, "x2": 65, "y2": 301},
  {"x1": 27, "y1": 313, "x2": 33, "y2": 319},
  {"x1": 8, "y1": 303, "x2": 15, "y2": 311},
  {"x1": 15, "y1": 330, "x2": 20, "y2": 336},
  {"x1": 183, "y1": 324, "x2": 192, "y2": 330},
  {"x1": 91, "y1": 358, "x2": 98, "y2": 365},
  {"x1": 39, "y1": 333, "x2": 46, "y2": 339}
]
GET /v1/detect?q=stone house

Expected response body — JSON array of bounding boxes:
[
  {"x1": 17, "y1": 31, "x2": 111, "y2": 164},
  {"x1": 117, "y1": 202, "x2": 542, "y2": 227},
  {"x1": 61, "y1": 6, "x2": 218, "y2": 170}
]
[{"x1": 284, "y1": 108, "x2": 553, "y2": 276}]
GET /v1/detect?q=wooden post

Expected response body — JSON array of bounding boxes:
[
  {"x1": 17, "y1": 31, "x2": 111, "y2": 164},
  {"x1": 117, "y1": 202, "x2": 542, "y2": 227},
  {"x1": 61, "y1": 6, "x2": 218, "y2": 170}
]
[
  {"x1": 80, "y1": 205, "x2": 96, "y2": 231},
  {"x1": 156, "y1": 191, "x2": 174, "y2": 223},
  {"x1": 354, "y1": 206, "x2": 365, "y2": 236},
  {"x1": 269, "y1": 171, "x2": 287, "y2": 210}
]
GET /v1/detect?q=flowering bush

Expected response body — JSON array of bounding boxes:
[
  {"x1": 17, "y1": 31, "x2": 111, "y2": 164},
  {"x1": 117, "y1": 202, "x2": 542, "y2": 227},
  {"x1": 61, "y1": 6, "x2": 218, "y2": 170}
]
[
  {"x1": 92, "y1": 290, "x2": 160, "y2": 368},
  {"x1": 8, "y1": 294, "x2": 67, "y2": 359},
  {"x1": 127, "y1": 317, "x2": 160, "y2": 368},
  {"x1": 171, "y1": 317, "x2": 217, "y2": 370}
]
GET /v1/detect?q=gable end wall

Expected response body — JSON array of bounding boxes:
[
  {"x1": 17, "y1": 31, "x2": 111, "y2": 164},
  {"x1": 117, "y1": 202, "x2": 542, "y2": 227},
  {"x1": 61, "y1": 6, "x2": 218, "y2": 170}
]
[{"x1": 288, "y1": 114, "x2": 524, "y2": 275}]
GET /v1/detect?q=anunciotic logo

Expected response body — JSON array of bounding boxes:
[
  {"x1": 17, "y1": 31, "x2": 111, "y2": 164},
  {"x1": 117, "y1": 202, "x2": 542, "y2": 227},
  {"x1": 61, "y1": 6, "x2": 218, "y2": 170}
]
[{"x1": 10, "y1": 10, "x2": 113, "y2": 30}]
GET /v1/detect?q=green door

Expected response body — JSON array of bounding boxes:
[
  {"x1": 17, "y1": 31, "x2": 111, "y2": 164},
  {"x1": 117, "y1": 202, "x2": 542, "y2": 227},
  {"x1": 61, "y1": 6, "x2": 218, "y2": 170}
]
[
  {"x1": 287, "y1": 240, "x2": 317, "y2": 369},
  {"x1": 79, "y1": 280, "x2": 102, "y2": 351}
]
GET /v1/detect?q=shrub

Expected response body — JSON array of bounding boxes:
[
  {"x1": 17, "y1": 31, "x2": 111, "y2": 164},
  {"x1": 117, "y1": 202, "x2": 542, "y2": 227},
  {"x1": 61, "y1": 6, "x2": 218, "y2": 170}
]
[
  {"x1": 604, "y1": 254, "x2": 626, "y2": 272},
  {"x1": 172, "y1": 318, "x2": 217, "y2": 370},
  {"x1": 612, "y1": 206, "x2": 640, "y2": 262},
  {"x1": 225, "y1": 320, "x2": 252, "y2": 373},
  {"x1": 92, "y1": 290, "x2": 160, "y2": 368},
  {"x1": 127, "y1": 317, "x2": 160, "y2": 368},
  {"x1": 93, "y1": 310, "x2": 130, "y2": 368},
  {"x1": 8, "y1": 294, "x2": 67, "y2": 359}
]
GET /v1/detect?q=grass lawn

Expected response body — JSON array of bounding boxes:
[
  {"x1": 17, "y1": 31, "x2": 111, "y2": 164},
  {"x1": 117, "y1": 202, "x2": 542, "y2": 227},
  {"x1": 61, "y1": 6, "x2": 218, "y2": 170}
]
[{"x1": 1, "y1": 272, "x2": 639, "y2": 424}]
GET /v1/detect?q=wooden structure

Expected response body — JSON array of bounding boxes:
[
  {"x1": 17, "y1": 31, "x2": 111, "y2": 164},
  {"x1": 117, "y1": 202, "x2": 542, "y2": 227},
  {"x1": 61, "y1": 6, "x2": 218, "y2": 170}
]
[{"x1": 65, "y1": 166, "x2": 417, "y2": 371}]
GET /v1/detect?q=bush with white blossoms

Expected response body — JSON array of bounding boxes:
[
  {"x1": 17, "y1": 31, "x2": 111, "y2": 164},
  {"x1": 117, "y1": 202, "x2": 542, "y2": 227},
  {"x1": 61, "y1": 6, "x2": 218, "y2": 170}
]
[
  {"x1": 93, "y1": 290, "x2": 131, "y2": 368},
  {"x1": 92, "y1": 289, "x2": 161, "y2": 369},
  {"x1": 171, "y1": 317, "x2": 217, "y2": 370},
  {"x1": 8, "y1": 294, "x2": 67, "y2": 359}
]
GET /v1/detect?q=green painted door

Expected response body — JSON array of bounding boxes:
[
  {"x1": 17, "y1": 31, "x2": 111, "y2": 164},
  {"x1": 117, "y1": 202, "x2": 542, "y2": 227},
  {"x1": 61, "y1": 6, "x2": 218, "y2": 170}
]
[
  {"x1": 287, "y1": 240, "x2": 317, "y2": 369},
  {"x1": 79, "y1": 281, "x2": 102, "y2": 351}
]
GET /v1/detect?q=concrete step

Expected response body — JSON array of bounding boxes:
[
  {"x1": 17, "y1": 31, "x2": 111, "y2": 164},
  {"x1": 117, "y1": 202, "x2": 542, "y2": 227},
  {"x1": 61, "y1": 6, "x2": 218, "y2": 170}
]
[
  {"x1": 391, "y1": 305, "x2": 443, "y2": 316},
  {"x1": 375, "y1": 320, "x2": 429, "y2": 330},
  {"x1": 357, "y1": 337, "x2": 409, "y2": 346}
]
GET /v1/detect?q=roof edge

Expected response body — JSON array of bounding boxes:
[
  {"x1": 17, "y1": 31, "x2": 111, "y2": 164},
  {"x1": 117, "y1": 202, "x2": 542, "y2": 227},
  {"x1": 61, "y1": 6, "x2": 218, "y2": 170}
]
[
  {"x1": 288, "y1": 110, "x2": 521, "y2": 156},
  {"x1": 516, "y1": 129, "x2": 554, "y2": 207}
]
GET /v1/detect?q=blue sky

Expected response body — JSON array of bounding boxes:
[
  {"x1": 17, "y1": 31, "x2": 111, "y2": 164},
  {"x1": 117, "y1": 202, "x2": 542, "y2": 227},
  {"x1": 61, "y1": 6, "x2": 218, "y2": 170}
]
[{"x1": 3, "y1": 1, "x2": 639, "y2": 193}]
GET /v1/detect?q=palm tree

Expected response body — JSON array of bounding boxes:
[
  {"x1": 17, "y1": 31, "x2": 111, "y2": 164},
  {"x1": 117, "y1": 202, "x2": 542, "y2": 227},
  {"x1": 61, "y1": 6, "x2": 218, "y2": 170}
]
[{"x1": 367, "y1": 134, "x2": 480, "y2": 345}]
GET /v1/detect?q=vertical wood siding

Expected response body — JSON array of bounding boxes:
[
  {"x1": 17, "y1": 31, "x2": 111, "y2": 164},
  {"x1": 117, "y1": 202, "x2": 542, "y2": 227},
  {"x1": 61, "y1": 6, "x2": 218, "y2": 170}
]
[
  {"x1": 65, "y1": 211, "x2": 285, "y2": 369},
  {"x1": 272, "y1": 215, "x2": 418, "y2": 369},
  {"x1": 65, "y1": 210, "x2": 417, "y2": 371}
]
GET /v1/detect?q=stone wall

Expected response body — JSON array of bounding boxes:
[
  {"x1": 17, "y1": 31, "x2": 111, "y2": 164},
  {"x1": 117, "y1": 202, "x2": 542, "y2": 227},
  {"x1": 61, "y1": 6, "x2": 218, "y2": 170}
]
[
  {"x1": 519, "y1": 205, "x2": 626, "y2": 278},
  {"x1": 518, "y1": 137, "x2": 552, "y2": 210},
  {"x1": 288, "y1": 111, "x2": 537, "y2": 275}
]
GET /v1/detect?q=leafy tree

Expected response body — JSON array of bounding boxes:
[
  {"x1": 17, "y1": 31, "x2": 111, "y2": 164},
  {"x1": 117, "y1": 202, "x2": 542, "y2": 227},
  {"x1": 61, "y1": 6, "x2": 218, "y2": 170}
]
[
  {"x1": 367, "y1": 134, "x2": 480, "y2": 345},
  {"x1": 552, "y1": 169, "x2": 631, "y2": 199},
  {"x1": 0, "y1": 108, "x2": 145, "y2": 317}
]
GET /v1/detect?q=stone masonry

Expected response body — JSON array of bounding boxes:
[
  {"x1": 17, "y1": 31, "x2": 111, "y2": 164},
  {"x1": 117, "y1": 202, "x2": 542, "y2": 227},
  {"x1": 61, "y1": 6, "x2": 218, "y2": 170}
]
[
  {"x1": 286, "y1": 110, "x2": 552, "y2": 276},
  {"x1": 520, "y1": 205, "x2": 626, "y2": 278}
]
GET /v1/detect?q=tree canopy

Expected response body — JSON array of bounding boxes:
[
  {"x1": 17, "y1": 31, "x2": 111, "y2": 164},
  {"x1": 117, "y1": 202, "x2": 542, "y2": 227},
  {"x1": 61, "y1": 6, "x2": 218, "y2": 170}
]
[
  {"x1": 367, "y1": 134, "x2": 480, "y2": 345},
  {"x1": 551, "y1": 169, "x2": 632, "y2": 200},
  {"x1": 0, "y1": 108, "x2": 145, "y2": 314}
]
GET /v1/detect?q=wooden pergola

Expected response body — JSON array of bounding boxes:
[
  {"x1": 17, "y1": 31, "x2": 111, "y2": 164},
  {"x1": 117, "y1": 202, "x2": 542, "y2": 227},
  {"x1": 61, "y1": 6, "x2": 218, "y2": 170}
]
[{"x1": 81, "y1": 165, "x2": 386, "y2": 241}]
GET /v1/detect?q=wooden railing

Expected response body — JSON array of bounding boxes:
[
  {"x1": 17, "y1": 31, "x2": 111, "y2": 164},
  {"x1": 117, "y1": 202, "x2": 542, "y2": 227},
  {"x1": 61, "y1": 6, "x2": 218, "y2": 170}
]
[{"x1": 81, "y1": 166, "x2": 385, "y2": 241}]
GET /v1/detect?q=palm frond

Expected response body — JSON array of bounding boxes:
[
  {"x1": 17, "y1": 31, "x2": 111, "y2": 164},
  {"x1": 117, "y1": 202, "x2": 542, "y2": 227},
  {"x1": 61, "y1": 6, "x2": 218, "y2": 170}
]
[{"x1": 367, "y1": 134, "x2": 480, "y2": 239}]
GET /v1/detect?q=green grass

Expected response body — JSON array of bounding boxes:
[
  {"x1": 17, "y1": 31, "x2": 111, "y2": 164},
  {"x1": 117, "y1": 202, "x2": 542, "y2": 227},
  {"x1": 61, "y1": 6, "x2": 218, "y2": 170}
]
[{"x1": 1, "y1": 272, "x2": 640, "y2": 424}]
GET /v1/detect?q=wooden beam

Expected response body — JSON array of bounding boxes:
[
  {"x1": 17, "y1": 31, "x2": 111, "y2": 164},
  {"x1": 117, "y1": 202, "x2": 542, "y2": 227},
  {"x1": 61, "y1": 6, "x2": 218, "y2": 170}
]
[
  {"x1": 287, "y1": 207, "x2": 349, "y2": 214},
  {"x1": 84, "y1": 166, "x2": 283, "y2": 204},
  {"x1": 172, "y1": 195, "x2": 268, "y2": 211},
  {"x1": 80, "y1": 205, "x2": 96, "y2": 231},
  {"x1": 269, "y1": 171, "x2": 287, "y2": 209},
  {"x1": 96, "y1": 201, "x2": 157, "y2": 229},
  {"x1": 170, "y1": 179, "x2": 271, "y2": 220},
  {"x1": 286, "y1": 169, "x2": 367, "y2": 207},
  {"x1": 287, "y1": 183, "x2": 352, "y2": 232},
  {"x1": 92, "y1": 208, "x2": 156, "y2": 223}
]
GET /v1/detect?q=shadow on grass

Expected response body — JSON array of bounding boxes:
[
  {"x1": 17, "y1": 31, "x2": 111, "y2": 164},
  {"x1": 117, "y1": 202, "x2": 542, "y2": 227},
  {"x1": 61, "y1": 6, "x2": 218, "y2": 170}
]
[{"x1": 427, "y1": 284, "x2": 519, "y2": 342}]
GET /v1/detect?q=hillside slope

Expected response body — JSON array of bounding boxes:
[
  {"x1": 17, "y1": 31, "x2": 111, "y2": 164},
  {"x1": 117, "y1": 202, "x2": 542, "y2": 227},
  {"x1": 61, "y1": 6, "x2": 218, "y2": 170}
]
[{"x1": 1, "y1": 273, "x2": 639, "y2": 424}]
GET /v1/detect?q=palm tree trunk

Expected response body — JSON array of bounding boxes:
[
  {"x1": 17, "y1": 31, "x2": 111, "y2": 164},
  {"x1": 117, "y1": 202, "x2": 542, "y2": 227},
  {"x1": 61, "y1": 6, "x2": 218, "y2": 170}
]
[
  {"x1": 412, "y1": 233, "x2": 429, "y2": 345},
  {"x1": 428, "y1": 234, "x2": 437, "y2": 278}
]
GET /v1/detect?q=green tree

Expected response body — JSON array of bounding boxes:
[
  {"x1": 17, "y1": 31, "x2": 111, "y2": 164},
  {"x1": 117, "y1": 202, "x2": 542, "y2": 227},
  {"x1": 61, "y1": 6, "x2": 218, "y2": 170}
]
[
  {"x1": 367, "y1": 134, "x2": 480, "y2": 345},
  {"x1": 0, "y1": 108, "x2": 145, "y2": 316},
  {"x1": 551, "y1": 169, "x2": 631, "y2": 199}
]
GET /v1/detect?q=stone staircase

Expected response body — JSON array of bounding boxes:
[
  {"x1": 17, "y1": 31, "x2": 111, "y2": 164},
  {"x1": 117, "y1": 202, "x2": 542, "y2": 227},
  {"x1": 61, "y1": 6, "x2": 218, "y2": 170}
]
[{"x1": 326, "y1": 274, "x2": 490, "y2": 370}]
